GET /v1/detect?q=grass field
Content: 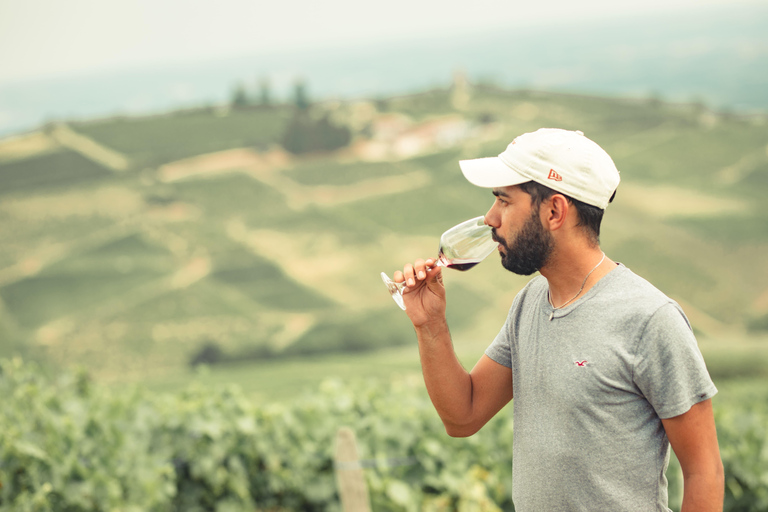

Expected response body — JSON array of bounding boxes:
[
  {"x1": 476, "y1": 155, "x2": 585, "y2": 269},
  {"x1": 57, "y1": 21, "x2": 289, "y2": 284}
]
[{"x1": 0, "y1": 85, "x2": 767, "y2": 385}]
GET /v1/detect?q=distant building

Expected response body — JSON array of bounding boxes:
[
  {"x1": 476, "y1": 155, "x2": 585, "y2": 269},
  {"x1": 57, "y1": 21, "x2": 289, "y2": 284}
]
[{"x1": 349, "y1": 113, "x2": 473, "y2": 161}]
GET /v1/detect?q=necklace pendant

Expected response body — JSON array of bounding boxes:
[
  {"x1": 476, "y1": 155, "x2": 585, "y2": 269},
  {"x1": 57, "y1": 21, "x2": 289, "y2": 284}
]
[{"x1": 549, "y1": 312, "x2": 554, "y2": 321}]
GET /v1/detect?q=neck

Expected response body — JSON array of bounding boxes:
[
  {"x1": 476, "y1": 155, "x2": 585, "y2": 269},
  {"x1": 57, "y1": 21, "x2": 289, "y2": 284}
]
[{"x1": 540, "y1": 245, "x2": 614, "y2": 308}]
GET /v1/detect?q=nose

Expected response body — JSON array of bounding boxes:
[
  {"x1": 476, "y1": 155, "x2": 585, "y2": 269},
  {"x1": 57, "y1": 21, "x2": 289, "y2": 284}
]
[{"x1": 484, "y1": 202, "x2": 500, "y2": 228}]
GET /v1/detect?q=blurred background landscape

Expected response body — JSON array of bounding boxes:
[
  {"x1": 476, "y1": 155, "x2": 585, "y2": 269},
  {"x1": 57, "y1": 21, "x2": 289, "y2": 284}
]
[{"x1": 1, "y1": 0, "x2": 767, "y2": 510}]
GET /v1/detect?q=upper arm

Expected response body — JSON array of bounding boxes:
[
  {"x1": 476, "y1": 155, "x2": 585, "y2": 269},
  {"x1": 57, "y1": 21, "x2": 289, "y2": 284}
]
[
  {"x1": 448, "y1": 354, "x2": 514, "y2": 437},
  {"x1": 661, "y1": 399, "x2": 722, "y2": 477}
]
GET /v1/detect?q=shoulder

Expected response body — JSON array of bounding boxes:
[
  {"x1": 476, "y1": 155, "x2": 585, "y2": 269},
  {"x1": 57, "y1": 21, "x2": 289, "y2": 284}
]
[
  {"x1": 602, "y1": 264, "x2": 681, "y2": 315},
  {"x1": 586, "y1": 264, "x2": 696, "y2": 341},
  {"x1": 609, "y1": 269, "x2": 703, "y2": 360}
]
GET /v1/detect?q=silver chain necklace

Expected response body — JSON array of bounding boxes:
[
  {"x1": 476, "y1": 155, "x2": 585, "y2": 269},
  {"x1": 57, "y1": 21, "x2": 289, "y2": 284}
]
[{"x1": 548, "y1": 252, "x2": 606, "y2": 321}]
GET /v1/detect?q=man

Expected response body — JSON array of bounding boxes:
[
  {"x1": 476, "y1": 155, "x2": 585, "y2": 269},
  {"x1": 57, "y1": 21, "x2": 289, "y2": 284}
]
[{"x1": 394, "y1": 128, "x2": 724, "y2": 511}]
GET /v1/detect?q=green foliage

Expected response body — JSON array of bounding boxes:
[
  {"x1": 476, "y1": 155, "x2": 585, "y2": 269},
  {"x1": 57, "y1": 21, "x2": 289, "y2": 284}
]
[
  {"x1": 189, "y1": 341, "x2": 226, "y2": 367},
  {"x1": 715, "y1": 382, "x2": 768, "y2": 511},
  {"x1": 2, "y1": 359, "x2": 765, "y2": 511},
  {"x1": 0, "y1": 358, "x2": 514, "y2": 511},
  {"x1": 281, "y1": 112, "x2": 351, "y2": 155},
  {"x1": 0, "y1": 359, "x2": 176, "y2": 511},
  {"x1": 187, "y1": 340, "x2": 278, "y2": 368}
]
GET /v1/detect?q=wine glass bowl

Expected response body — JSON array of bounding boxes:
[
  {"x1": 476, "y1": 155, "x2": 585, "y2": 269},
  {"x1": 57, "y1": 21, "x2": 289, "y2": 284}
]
[{"x1": 381, "y1": 216, "x2": 497, "y2": 310}]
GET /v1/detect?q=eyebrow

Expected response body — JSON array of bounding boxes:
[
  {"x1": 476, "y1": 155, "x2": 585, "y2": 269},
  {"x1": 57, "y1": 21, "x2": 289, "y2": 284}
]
[{"x1": 492, "y1": 189, "x2": 510, "y2": 198}]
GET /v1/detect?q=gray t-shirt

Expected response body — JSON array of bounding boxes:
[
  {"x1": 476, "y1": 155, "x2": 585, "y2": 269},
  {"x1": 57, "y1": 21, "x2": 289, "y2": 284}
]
[{"x1": 485, "y1": 263, "x2": 717, "y2": 512}]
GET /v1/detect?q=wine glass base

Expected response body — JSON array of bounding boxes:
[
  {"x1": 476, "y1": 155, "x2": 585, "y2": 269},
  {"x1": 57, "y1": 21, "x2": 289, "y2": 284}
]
[{"x1": 380, "y1": 272, "x2": 406, "y2": 310}]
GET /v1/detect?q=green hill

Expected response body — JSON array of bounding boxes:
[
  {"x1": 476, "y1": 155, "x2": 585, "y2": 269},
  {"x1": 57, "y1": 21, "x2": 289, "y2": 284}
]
[{"x1": 0, "y1": 86, "x2": 766, "y2": 381}]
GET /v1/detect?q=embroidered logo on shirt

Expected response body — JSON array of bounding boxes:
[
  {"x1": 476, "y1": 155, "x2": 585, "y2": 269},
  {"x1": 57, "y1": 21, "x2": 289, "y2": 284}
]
[{"x1": 574, "y1": 360, "x2": 588, "y2": 367}]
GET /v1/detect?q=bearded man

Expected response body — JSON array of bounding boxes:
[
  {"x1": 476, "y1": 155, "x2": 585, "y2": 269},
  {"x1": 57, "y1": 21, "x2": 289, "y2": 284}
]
[{"x1": 393, "y1": 128, "x2": 723, "y2": 512}]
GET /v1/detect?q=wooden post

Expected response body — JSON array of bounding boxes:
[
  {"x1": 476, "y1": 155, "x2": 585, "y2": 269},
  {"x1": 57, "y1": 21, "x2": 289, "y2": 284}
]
[{"x1": 334, "y1": 427, "x2": 372, "y2": 512}]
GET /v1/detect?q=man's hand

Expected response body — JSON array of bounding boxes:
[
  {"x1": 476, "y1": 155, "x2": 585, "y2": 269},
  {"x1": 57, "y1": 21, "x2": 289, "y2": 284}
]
[{"x1": 394, "y1": 258, "x2": 446, "y2": 327}]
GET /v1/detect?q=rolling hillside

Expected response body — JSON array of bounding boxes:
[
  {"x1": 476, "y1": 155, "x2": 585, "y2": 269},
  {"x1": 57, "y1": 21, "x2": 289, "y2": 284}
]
[{"x1": 1, "y1": 85, "x2": 766, "y2": 381}]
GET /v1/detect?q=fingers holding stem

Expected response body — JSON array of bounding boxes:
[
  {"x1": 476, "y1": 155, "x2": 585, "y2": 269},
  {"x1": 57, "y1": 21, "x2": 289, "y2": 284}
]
[{"x1": 395, "y1": 258, "x2": 438, "y2": 290}]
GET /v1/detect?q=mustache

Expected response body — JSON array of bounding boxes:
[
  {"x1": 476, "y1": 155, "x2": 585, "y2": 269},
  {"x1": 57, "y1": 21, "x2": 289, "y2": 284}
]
[{"x1": 491, "y1": 229, "x2": 507, "y2": 248}]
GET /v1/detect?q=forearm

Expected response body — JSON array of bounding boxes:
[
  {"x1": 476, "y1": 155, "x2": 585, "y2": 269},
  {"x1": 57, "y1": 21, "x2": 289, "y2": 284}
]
[
  {"x1": 415, "y1": 320, "x2": 475, "y2": 433},
  {"x1": 680, "y1": 467, "x2": 724, "y2": 512}
]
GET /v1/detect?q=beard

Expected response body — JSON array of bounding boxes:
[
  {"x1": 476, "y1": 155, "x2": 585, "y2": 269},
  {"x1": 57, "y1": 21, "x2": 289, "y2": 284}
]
[{"x1": 493, "y1": 210, "x2": 554, "y2": 276}]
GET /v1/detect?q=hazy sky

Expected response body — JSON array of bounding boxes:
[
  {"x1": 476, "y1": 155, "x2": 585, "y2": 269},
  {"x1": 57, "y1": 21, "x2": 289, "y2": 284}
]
[{"x1": 0, "y1": 0, "x2": 761, "y2": 84}]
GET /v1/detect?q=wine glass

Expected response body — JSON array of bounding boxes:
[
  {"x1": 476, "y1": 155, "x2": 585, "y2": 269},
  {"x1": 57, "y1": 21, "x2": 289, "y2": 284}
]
[{"x1": 381, "y1": 215, "x2": 498, "y2": 310}]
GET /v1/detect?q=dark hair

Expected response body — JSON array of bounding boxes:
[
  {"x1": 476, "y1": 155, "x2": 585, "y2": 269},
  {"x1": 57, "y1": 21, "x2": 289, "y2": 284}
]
[{"x1": 518, "y1": 181, "x2": 616, "y2": 246}]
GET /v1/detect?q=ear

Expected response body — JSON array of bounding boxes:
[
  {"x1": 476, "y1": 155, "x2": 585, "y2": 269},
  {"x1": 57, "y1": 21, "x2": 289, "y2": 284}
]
[{"x1": 542, "y1": 194, "x2": 570, "y2": 231}]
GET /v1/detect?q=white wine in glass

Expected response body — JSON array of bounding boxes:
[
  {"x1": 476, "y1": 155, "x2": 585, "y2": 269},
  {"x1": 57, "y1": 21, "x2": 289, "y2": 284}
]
[{"x1": 381, "y1": 215, "x2": 498, "y2": 310}]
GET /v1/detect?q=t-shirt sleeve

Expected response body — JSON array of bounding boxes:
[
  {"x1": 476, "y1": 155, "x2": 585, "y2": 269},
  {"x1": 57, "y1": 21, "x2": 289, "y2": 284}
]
[
  {"x1": 632, "y1": 302, "x2": 718, "y2": 419},
  {"x1": 485, "y1": 310, "x2": 513, "y2": 369}
]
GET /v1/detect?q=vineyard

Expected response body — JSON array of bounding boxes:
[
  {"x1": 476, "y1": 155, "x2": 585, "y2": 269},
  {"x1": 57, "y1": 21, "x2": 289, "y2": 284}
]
[
  {"x1": 1, "y1": 358, "x2": 767, "y2": 511},
  {"x1": 1, "y1": 75, "x2": 768, "y2": 511}
]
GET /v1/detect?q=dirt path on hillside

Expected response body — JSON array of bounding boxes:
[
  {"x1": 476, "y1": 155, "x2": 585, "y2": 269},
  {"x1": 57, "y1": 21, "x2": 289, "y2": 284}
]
[
  {"x1": 0, "y1": 124, "x2": 129, "y2": 170},
  {"x1": 49, "y1": 123, "x2": 130, "y2": 171},
  {"x1": 157, "y1": 148, "x2": 290, "y2": 182}
]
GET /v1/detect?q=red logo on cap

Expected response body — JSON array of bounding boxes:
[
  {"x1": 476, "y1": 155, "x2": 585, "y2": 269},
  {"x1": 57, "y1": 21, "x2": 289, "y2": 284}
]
[{"x1": 548, "y1": 169, "x2": 563, "y2": 182}]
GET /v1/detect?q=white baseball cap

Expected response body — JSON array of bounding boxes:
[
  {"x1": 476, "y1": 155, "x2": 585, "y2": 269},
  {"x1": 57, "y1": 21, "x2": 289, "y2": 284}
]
[{"x1": 459, "y1": 128, "x2": 620, "y2": 209}]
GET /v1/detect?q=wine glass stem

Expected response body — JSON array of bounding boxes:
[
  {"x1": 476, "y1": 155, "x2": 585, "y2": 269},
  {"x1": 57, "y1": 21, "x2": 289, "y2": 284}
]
[{"x1": 381, "y1": 258, "x2": 445, "y2": 311}]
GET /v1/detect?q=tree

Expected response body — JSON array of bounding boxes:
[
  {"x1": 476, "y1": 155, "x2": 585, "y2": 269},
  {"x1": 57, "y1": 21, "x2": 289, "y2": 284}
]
[
  {"x1": 230, "y1": 82, "x2": 249, "y2": 108},
  {"x1": 293, "y1": 78, "x2": 310, "y2": 110},
  {"x1": 189, "y1": 341, "x2": 224, "y2": 367},
  {"x1": 258, "y1": 76, "x2": 272, "y2": 106},
  {"x1": 281, "y1": 112, "x2": 351, "y2": 154}
]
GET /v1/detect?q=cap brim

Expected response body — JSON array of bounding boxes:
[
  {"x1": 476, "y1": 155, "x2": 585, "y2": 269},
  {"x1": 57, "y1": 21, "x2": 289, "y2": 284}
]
[{"x1": 459, "y1": 157, "x2": 531, "y2": 188}]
